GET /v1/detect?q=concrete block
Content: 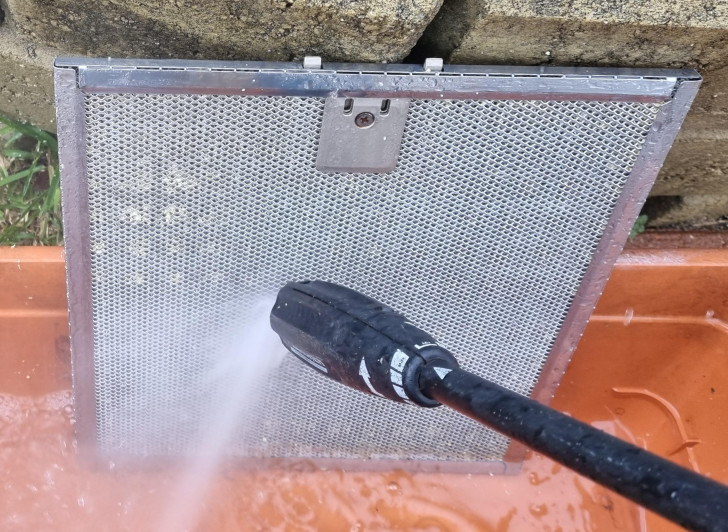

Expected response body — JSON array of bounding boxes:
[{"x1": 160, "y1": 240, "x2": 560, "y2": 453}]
[
  {"x1": 3, "y1": 0, "x2": 442, "y2": 63},
  {"x1": 653, "y1": 138, "x2": 728, "y2": 196},
  {"x1": 0, "y1": 27, "x2": 56, "y2": 130}
]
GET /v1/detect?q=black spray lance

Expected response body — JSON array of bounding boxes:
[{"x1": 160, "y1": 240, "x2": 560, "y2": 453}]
[{"x1": 270, "y1": 280, "x2": 728, "y2": 532}]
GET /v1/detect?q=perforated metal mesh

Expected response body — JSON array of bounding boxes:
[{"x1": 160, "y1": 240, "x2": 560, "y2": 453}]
[{"x1": 82, "y1": 93, "x2": 661, "y2": 462}]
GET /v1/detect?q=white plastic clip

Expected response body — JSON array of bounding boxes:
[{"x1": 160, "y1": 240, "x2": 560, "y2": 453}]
[
  {"x1": 423, "y1": 58, "x2": 443, "y2": 72},
  {"x1": 303, "y1": 56, "x2": 322, "y2": 69}
]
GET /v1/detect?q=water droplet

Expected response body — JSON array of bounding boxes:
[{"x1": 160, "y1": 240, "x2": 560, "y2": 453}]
[
  {"x1": 386, "y1": 481, "x2": 400, "y2": 493},
  {"x1": 529, "y1": 503, "x2": 548, "y2": 517}
]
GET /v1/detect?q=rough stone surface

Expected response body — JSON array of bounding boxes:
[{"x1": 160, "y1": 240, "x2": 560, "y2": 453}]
[
  {"x1": 4, "y1": 0, "x2": 442, "y2": 62},
  {"x1": 0, "y1": 26, "x2": 57, "y2": 130},
  {"x1": 655, "y1": 138, "x2": 728, "y2": 196},
  {"x1": 469, "y1": 1, "x2": 728, "y2": 27},
  {"x1": 424, "y1": 1, "x2": 728, "y2": 60}
]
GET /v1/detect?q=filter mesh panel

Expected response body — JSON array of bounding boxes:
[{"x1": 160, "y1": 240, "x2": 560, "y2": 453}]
[{"x1": 83, "y1": 94, "x2": 660, "y2": 461}]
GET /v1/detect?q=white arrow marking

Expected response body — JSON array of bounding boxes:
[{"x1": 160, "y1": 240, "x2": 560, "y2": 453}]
[
  {"x1": 434, "y1": 367, "x2": 452, "y2": 380},
  {"x1": 359, "y1": 358, "x2": 384, "y2": 397}
]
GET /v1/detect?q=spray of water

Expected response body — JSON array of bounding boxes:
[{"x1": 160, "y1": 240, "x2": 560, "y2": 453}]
[{"x1": 155, "y1": 297, "x2": 287, "y2": 532}]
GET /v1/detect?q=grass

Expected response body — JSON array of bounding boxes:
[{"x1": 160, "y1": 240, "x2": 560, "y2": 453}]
[
  {"x1": 629, "y1": 214, "x2": 649, "y2": 240},
  {"x1": 0, "y1": 115, "x2": 62, "y2": 246}
]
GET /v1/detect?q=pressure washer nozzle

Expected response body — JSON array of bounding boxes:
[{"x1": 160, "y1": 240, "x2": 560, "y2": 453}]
[{"x1": 269, "y1": 280, "x2": 459, "y2": 407}]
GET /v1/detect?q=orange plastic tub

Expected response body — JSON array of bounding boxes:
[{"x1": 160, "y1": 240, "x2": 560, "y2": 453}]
[{"x1": 1, "y1": 241, "x2": 726, "y2": 531}]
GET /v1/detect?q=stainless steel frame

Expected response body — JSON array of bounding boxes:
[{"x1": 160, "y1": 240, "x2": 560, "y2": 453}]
[{"x1": 54, "y1": 57, "x2": 700, "y2": 473}]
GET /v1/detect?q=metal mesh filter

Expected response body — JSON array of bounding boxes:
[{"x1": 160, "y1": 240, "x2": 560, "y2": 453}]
[
  {"x1": 55, "y1": 60, "x2": 699, "y2": 470},
  {"x1": 85, "y1": 94, "x2": 657, "y2": 460}
]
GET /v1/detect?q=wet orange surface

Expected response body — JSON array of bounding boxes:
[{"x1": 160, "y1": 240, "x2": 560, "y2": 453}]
[{"x1": 1, "y1": 245, "x2": 727, "y2": 531}]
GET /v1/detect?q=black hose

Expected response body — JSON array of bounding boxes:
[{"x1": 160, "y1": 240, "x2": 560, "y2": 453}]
[{"x1": 420, "y1": 364, "x2": 728, "y2": 532}]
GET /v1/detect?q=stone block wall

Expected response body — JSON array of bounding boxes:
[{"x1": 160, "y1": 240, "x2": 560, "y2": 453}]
[{"x1": 0, "y1": 0, "x2": 725, "y2": 226}]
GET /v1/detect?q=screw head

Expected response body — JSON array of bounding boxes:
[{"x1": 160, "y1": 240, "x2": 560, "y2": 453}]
[{"x1": 354, "y1": 112, "x2": 375, "y2": 128}]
